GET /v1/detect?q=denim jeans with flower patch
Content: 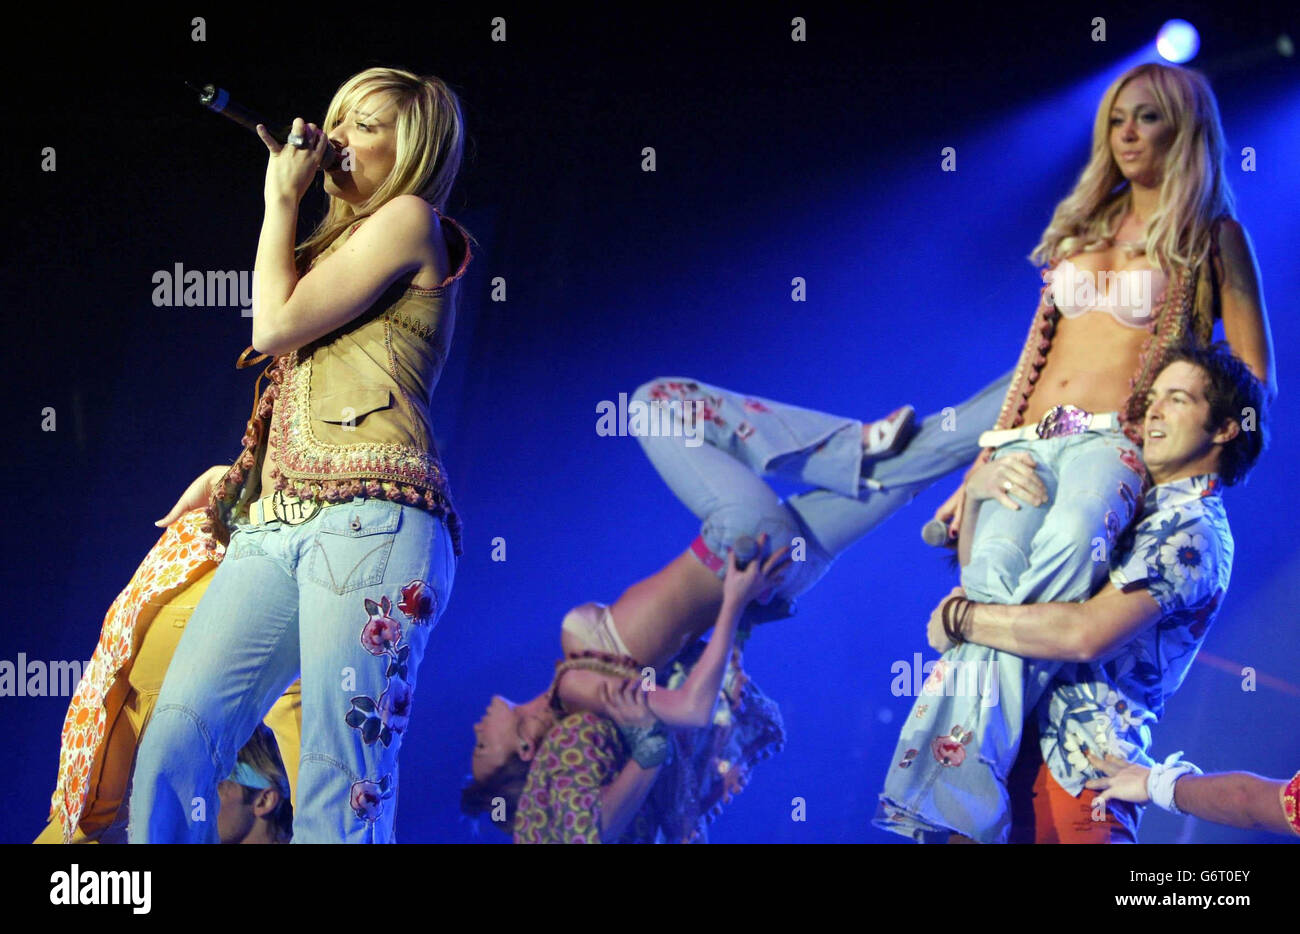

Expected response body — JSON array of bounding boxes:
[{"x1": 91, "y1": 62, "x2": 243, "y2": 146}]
[
  {"x1": 128, "y1": 496, "x2": 453, "y2": 843},
  {"x1": 630, "y1": 369, "x2": 1013, "y2": 603},
  {"x1": 877, "y1": 426, "x2": 1145, "y2": 843}
]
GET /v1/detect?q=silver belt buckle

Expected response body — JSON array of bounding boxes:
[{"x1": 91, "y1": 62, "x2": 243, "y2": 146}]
[
  {"x1": 270, "y1": 490, "x2": 320, "y2": 525},
  {"x1": 1036, "y1": 404, "x2": 1090, "y2": 439}
]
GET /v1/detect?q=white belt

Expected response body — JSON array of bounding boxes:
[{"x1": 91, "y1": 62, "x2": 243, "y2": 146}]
[{"x1": 978, "y1": 405, "x2": 1121, "y2": 449}]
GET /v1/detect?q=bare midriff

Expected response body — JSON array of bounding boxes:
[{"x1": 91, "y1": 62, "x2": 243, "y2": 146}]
[
  {"x1": 561, "y1": 551, "x2": 732, "y2": 669},
  {"x1": 1023, "y1": 243, "x2": 1161, "y2": 425},
  {"x1": 1024, "y1": 314, "x2": 1148, "y2": 424}
]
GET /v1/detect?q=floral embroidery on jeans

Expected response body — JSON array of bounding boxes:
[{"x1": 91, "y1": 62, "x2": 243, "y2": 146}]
[
  {"x1": 1104, "y1": 509, "x2": 1121, "y2": 545},
  {"x1": 647, "y1": 380, "x2": 702, "y2": 403},
  {"x1": 360, "y1": 597, "x2": 402, "y2": 655},
  {"x1": 921, "y1": 660, "x2": 949, "y2": 696},
  {"x1": 1119, "y1": 481, "x2": 1138, "y2": 520},
  {"x1": 348, "y1": 595, "x2": 415, "y2": 747},
  {"x1": 698, "y1": 398, "x2": 725, "y2": 428},
  {"x1": 1118, "y1": 446, "x2": 1146, "y2": 482},
  {"x1": 379, "y1": 677, "x2": 413, "y2": 734},
  {"x1": 931, "y1": 725, "x2": 973, "y2": 767},
  {"x1": 350, "y1": 775, "x2": 394, "y2": 822},
  {"x1": 345, "y1": 676, "x2": 412, "y2": 747},
  {"x1": 397, "y1": 579, "x2": 438, "y2": 625}
]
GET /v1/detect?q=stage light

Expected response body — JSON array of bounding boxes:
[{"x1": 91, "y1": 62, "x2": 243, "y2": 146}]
[{"x1": 1156, "y1": 19, "x2": 1201, "y2": 63}]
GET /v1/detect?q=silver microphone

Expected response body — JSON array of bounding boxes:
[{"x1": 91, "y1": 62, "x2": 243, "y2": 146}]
[
  {"x1": 732, "y1": 535, "x2": 760, "y2": 569},
  {"x1": 187, "y1": 81, "x2": 344, "y2": 170},
  {"x1": 921, "y1": 519, "x2": 954, "y2": 547}
]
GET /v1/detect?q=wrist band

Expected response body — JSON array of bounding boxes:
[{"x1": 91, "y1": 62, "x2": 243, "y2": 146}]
[
  {"x1": 942, "y1": 596, "x2": 970, "y2": 645},
  {"x1": 1147, "y1": 751, "x2": 1202, "y2": 815},
  {"x1": 618, "y1": 721, "x2": 672, "y2": 769},
  {"x1": 941, "y1": 597, "x2": 959, "y2": 644}
]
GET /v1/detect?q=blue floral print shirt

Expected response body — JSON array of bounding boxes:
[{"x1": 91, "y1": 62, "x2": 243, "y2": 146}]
[{"x1": 1037, "y1": 474, "x2": 1233, "y2": 796}]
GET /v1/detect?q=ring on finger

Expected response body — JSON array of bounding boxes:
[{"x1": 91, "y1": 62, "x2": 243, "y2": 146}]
[{"x1": 1003, "y1": 480, "x2": 1013, "y2": 492}]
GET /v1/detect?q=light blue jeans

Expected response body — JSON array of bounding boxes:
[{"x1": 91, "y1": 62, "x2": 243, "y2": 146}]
[
  {"x1": 630, "y1": 370, "x2": 1013, "y2": 603},
  {"x1": 128, "y1": 496, "x2": 455, "y2": 843},
  {"x1": 877, "y1": 426, "x2": 1145, "y2": 842}
]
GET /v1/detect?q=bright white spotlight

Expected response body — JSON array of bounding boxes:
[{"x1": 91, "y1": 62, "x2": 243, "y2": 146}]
[{"x1": 1156, "y1": 19, "x2": 1200, "y2": 63}]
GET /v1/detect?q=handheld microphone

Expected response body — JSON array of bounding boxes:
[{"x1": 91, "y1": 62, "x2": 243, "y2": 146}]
[
  {"x1": 732, "y1": 535, "x2": 760, "y2": 570},
  {"x1": 730, "y1": 534, "x2": 796, "y2": 622},
  {"x1": 921, "y1": 519, "x2": 955, "y2": 547},
  {"x1": 186, "y1": 81, "x2": 344, "y2": 170}
]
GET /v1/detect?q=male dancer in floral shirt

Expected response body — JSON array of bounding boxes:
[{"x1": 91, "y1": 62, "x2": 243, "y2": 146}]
[{"x1": 877, "y1": 343, "x2": 1269, "y2": 843}]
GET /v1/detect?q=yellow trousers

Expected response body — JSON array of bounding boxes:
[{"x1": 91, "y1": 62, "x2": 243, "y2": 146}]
[{"x1": 35, "y1": 566, "x2": 301, "y2": 843}]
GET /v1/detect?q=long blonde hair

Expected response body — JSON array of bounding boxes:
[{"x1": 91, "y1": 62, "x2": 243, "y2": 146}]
[
  {"x1": 1030, "y1": 62, "x2": 1235, "y2": 274},
  {"x1": 296, "y1": 67, "x2": 466, "y2": 272}
]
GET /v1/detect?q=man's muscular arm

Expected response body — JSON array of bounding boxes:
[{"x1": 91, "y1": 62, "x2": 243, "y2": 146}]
[
  {"x1": 1089, "y1": 755, "x2": 1299, "y2": 837},
  {"x1": 1173, "y1": 772, "x2": 1296, "y2": 836},
  {"x1": 947, "y1": 582, "x2": 1163, "y2": 662}
]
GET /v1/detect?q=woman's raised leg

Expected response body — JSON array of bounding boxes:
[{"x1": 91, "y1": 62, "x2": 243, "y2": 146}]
[{"x1": 786, "y1": 367, "x2": 1013, "y2": 560}]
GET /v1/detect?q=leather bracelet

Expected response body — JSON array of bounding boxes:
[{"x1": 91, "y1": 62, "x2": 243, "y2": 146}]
[
  {"x1": 941, "y1": 597, "x2": 959, "y2": 644},
  {"x1": 942, "y1": 596, "x2": 969, "y2": 645}
]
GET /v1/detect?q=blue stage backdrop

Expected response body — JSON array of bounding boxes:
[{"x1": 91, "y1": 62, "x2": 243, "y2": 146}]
[{"x1": 3, "y1": 3, "x2": 1295, "y2": 843}]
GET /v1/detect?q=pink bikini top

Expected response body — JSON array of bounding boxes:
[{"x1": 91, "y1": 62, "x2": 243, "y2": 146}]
[{"x1": 1047, "y1": 248, "x2": 1169, "y2": 329}]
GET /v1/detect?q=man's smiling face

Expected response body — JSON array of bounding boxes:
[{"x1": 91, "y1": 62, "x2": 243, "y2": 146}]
[{"x1": 1143, "y1": 360, "x2": 1237, "y2": 484}]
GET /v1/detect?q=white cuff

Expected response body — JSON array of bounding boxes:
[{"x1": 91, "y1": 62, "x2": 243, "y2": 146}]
[{"x1": 1146, "y1": 751, "x2": 1203, "y2": 815}]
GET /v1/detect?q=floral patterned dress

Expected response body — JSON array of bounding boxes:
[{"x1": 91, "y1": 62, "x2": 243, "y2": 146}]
[
  {"x1": 513, "y1": 645, "x2": 785, "y2": 843},
  {"x1": 47, "y1": 510, "x2": 223, "y2": 842},
  {"x1": 1283, "y1": 771, "x2": 1300, "y2": 837}
]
